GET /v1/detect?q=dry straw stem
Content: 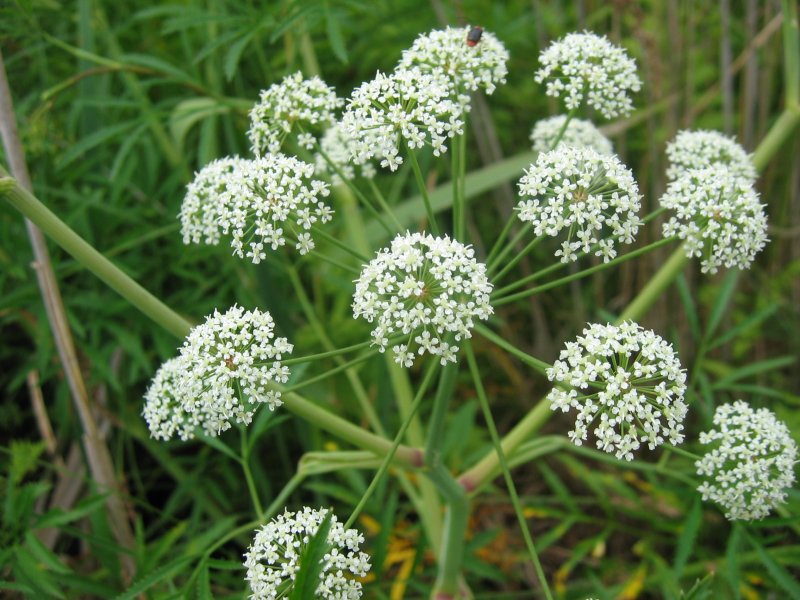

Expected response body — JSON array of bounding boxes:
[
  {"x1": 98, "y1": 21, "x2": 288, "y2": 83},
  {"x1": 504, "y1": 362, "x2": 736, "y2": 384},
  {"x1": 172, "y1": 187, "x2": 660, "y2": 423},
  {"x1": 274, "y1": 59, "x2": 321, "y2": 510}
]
[{"x1": 0, "y1": 49, "x2": 136, "y2": 581}]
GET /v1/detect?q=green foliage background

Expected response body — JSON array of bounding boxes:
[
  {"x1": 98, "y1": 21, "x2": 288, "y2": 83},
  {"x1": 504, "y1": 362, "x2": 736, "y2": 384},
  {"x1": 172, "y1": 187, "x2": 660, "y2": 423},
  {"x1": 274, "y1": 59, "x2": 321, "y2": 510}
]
[{"x1": 1, "y1": 0, "x2": 799, "y2": 598}]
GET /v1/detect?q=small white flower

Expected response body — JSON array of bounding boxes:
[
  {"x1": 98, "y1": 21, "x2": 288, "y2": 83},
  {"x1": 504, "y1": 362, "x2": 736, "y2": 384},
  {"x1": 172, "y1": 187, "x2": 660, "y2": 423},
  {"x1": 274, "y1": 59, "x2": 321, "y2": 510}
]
[
  {"x1": 695, "y1": 400, "x2": 797, "y2": 521},
  {"x1": 666, "y1": 130, "x2": 756, "y2": 183},
  {"x1": 244, "y1": 507, "x2": 371, "y2": 599},
  {"x1": 142, "y1": 357, "x2": 200, "y2": 441},
  {"x1": 516, "y1": 145, "x2": 642, "y2": 263},
  {"x1": 314, "y1": 123, "x2": 380, "y2": 184},
  {"x1": 180, "y1": 156, "x2": 250, "y2": 247},
  {"x1": 660, "y1": 167, "x2": 768, "y2": 273},
  {"x1": 143, "y1": 305, "x2": 292, "y2": 439},
  {"x1": 547, "y1": 322, "x2": 688, "y2": 461},
  {"x1": 248, "y1": 71, "x2": 343, "y2": 156},
  {"x1": 181, "y1": 154, "x2": 332, "y2": 264},
  {"x1": 340, "y1": 67, "x2": 465, "y2": 171},
  {"x1": 353, "y1": 232, "x2": 493, "y2": 366},
  {"x1": 530, "y1": 115, "x2": 613, "y2": 156},
  {"x1": 397, "y1": 26, "x2": 509, "y2": 107},
  {"x1": 535, "y1": 31, "x2": 641, "y2": 119}
]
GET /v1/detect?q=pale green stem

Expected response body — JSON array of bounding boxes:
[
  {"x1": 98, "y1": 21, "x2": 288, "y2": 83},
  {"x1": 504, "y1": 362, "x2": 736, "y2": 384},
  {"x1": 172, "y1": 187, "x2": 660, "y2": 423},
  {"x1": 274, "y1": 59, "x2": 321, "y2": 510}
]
[
  {"x1": 663, "y1": 443, "x2": 702, "y2": 461},
  {"x1": 345, "y1": 363, "x2": 439, "y2": 529},
  {"x1": 240, "y1": 428, "x2": 264, "y2": 517},
  {"x1": 782, "y1": 0, "x2": 799, "y2": 107},
  {"x1": 424, "y1": 361, "x2": 459, "y2": 468},
  {"x1": 0, "y1": 174, "x2": 192, "y2": 339},
  {"x1": 485, "y1": 212, "x2": 519, "y2": 266},
  {"x1": 280, "y1": 389, "x2": 422, "y2": 468},
  {"x1": 283, "y1": 264, "x2": 386, "y2": 435},
  {"x1": 408, "y1": 148, "x2": 440, "y2": 235},
  {"x1": 281, "y1": 339, "x2": 375, "y2": 365},
  {"x1": 282, "y1": 351, "x2": 377, "y2": 394},
  {"x1": 751, "y1": 108, "x2": 800, "y2": 172},
  {"x1": 547, "y1": 106, "x2": 579, "y2": 151},
  {"x1": 428, "y1": 463, "x2": 469, "y2": 599},
  {"x1": 492, "y1": 235, "x2": 545, "y2": 283},
  {"x1": 495, "y1": 237, "x2": 679, "y2": 307},
  {"x1": 306, "y1": 248, "x2": 361, "y2": 274},
  {"x1": 487, "y1": 222, "x2": 533, "y2": 274},
  {"x1": 457, "y1": 400, "x2": 551, "y2": 493},
  {"x1": 365, "y1": 177, "x2": 404, "y2": 231},
  {"x1": 452, "y1": 132, "x2": 467, "y2": 240},
  {"x1": 474, "y1": 324, "x2": 551, "y2": 375},
  {"x1": 615, "y1": 247, "x2": 690, "y2": 323},
  {"x1": 464, "y1": 343, "x2": 553, "y2": 600},
  {"x1": 311, "y1": 225, "x2": 370, "y2": 262}
]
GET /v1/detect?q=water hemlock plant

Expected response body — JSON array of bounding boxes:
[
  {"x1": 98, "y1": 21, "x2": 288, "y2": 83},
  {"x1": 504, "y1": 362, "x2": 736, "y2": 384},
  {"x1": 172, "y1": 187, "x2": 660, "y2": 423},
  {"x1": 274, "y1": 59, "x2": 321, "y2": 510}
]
[{"x1": 2, "y1": 6, "x2": 799, "y2": 599}]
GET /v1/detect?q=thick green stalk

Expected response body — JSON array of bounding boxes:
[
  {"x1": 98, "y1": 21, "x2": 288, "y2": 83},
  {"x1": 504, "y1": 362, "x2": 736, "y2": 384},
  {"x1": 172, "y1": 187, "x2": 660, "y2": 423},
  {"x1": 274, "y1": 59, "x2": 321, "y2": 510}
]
[
  {"x1": 464, "y1": 343, "x2": 552, "y2": 600},
  {"x1": 457, "y1": 399, "x2": 550, "y2": 493},
  {"x1": 751, "y1": 108, "x2": 800, "y2": 171},
  {"x1": 782, "y1": 0, "x2": 799, "y2": 107},
  {"x1": 1, "y1": 175, "x2": 192, "y2": 339},
  {"x1": 424, "y1": 362, "x2": 459, "y2": 468},
  {"x1": 280, "y1": 390, "x2": 422, "y2": 468},
  {"x1": 616, "y1": 248, "x2": 690, "y2": 323},
  {"x1": 428, "y1": 463, "x2": 469, "y2": 600}
]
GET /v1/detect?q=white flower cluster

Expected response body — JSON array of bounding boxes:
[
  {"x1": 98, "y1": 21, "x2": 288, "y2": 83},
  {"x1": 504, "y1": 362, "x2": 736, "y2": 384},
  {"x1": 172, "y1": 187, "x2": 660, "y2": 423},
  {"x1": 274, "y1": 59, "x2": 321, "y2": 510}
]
[
  {"x1": 535, "y1": 32, "x2": 641, "y2": 119},
  {"x1": 666, "y1": 130, "x2": 756, "y2": 183},
  {"x1": 516, "y1": 145, "x2": 642, "y2": 263},
  {"x1": 547, "y1": 321, "x2": 688, "y2": 461},
  {"x1": 696, "y1": 400, "x2": 797, "y2": 521},
  {"x1": 314, "y1": 124, "x2": 378, "y2": 184},
  {"x1": 397, "y1": 26, "x2": 509, "y2": 105},
  {"x1": 530, "y1": 115, "x2": 613, "y2": 156},
  {"x1": 340, "y1": 68, "x2": 464, "y2": 171},
  {"x1": 353, "y1": 232, "x2": 493, "y2": 367},
  {"x1": 180, "y1": 154, "x2": 332, "y2": 263},
  {"x1": 660, "y1": 167, "x2": 768, "y2": 273},
  {"x1": 142, "y1": 305, "x2": 292, "y2": 440},
  {"x1": 180, "y1": 156, "x2": 250, "y2": 247},
  {"x1": 248, "y1": 72, "x2": 343, "y2": 156},
  {"x1": 244, "y1": 507, "x2": 371, "y2": 599}
]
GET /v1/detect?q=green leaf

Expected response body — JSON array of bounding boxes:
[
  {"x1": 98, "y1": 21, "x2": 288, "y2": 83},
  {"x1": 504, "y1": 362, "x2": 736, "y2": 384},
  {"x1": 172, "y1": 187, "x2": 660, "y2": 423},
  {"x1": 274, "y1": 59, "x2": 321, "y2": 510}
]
[
  {"x1": 324, "y1": 3, "x2": 348, "y2": 63},
  {"x1": 744, "y1": 530, "x2": 800, "y2": 597},
  {"x1": 113, "y1": 555, "x2": 194, "y2": 600},
  {"x1": 35, "y1": 493, "x2": 110, "y2": 529},
  {"x1": 679, "y1": 572, "x2": 714, "y2": 599},
  {"x1": 169, "y1": 98, "x2": 231, "y2": 152},
  {"x1": 223, "y1": 31, "x2": 256, "y2": 82},
  {"x1": 712, "y1": 356, "x2": 796, "y2": 389},
  {"x1": 673, "y1": 497, "x2": 702, "y2": 580},
  {"x1": 9, "y1": 440, "x2": 45, "y2": 485},
  {"x1": 707, "y1": 303, "x2": 778, "y2": 350},
  {"x1": 725, "y1": 525, "x2": 742, "y2": 599},
  {"x1": 676, "y1": 274, "x2": 700, "y2": 342},
  {"x1": 196, "y1": 432, "x2": 241, "y2": 463},
  {"x1": 703, "y1": 270, "x2": 738, "y2": 343},
  {"x1": 288, "y1": 510, "x2": 333, "y2": 600}
]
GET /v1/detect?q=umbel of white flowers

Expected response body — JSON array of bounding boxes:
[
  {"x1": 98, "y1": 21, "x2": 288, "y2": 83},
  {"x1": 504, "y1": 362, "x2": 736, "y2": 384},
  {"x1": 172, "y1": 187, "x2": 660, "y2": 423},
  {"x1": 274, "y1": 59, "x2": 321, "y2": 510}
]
[
  {"x1": 535, "y1": 31, "x2": 642, "y2": 119},
  {"x1": 244, "y1": 507, "x2": 371, "y2": 599},
  {"x1": 248, "y1": 71, "x2": 343, "y2": 156},
  {"x1": 143, "y1": 306, "x2": 292, "y2": 440},
  {"x1": 180, "y1": 154, "x2": 333, "y2": 263},
  {"x1": 397, "y1": 25, "x2": 509, "y2": 106},
  {"x1": 695, "y1": 400, "x2": 798, "y2": 521},
  {"x1": 660, "y1": 166, "x2": 768, "y2": 274},
  {"x1": 530, "y1": 115, "x2": 613, "y2": 156},
  {"x1": 547, "y1": 321, "x2": 688, "y2": 461},
  {"x1": 516, "y1": 145, "x2": 642, "y2": 263},
  {"x1": 353, "y1": 232, "x2": 493, "y2": 367},
  {"x1": 314, "y1": 123, "x2": 379, "y2": 184},
  {"x1": 666, "y1": 129, "x2": 757, "y2": 183},
  {"x1": 340, "y1": 67, "x2": 464, "y2": 171}
]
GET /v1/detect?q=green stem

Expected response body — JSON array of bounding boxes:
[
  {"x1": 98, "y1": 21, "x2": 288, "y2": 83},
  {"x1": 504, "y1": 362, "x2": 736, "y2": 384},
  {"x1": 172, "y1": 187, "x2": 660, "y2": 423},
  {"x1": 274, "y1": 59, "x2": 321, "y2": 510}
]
[
  {"x1": 751, "y1": 108, "x2": 800, "y2": 172},
  {"x1": 452, "y1": 133, "x2": 467, "y2": 240},
  {"x1": 458, "y1": 399, "x2": 551, "y2": 493},
  {"x1": 240, "y1": 428, "x2": 264, "y2": 517},
  {"x1": 408, "y1": 149, "x2": 440, "y2": 235},
  {"x1": 547, "y1": 106, "x2": 578, "y2": 151},
  {"x1": 427, "y1": 463, "x2": 469, "y2": 599},
  {"x1": 487, "y1": 223, "x2": 532, "y2": 274},
  {"x1": 365, "y1": 177, "x2": 404, "y2": 231},
  {"x1": 345, "y1": 362, "x2": 439, "y2": 529},
  {"x1": 315, "y1": 143, "x2": 394, "y2": 236},
  {"x1": 281, "y1": 339, "x2": 376, "y2": 365},
  {"x1": 280, "y1": 390, "x2": 422, "y2": 468},
  {"x1": 464, "y1": 343, "x2": 553, "y2": 600},
  {"x1": 282, "y1": 351, "x2": 377, "y2": 394},
  {"x1": 424, "y1": 361, "x2": 459, "y2": 467},
  {"x1": 311, "y1": 225, "x2": 370, "y2": 262},
  {"x1": 494, "y1": 237, "x2": 679, "y2": 307},
  {"x1": 0, "y1": 174, "x2": 192, "y2": 339},
  {"x1": 474, "y1": 324, "x2": 551, "y2": 375},
  {"x1": 782, "y1": 0, "x2": 799, "y2": 107},
  {"x1": 306, "y1": 248, "x2": 360, "y2": 274},
  {"x1": 615, "y1": 247, "x2": 690, "y2": 323},
  {"x1": 663, "y1": 443, "x2": 702, "y2": 461},
  {"x1": 485, "y1": 212, "x2": 519, "y2": 266},
  {"x1": 492, "y1": 235, "x2": 544, "y2": 282}
]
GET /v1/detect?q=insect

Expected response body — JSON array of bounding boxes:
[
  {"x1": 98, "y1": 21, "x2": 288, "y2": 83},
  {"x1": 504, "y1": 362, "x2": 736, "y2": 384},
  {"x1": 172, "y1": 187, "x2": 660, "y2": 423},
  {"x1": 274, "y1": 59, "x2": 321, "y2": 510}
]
[{"x1": 466, "y1": 26, "x2": 483, "y2": 47}]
